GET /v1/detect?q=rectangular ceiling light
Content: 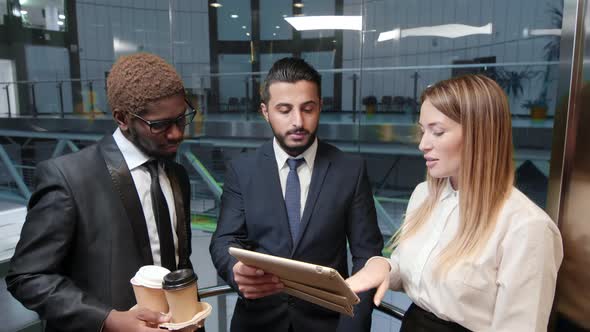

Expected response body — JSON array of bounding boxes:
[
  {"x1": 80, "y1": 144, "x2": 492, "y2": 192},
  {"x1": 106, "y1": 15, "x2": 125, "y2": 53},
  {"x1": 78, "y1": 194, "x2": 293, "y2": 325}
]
[
  {"x1": 378, "y1": 23, "x2": 493, "y2": 42},
  {"x1": 528, "y1": 28, "x2": 561, "y2": 36},
  {"x1": 284, "y1": 16, "x2": 362, "y2": 31},
  {"x1": 113, "y1": 37, "x2": 138, "y2": 53}
]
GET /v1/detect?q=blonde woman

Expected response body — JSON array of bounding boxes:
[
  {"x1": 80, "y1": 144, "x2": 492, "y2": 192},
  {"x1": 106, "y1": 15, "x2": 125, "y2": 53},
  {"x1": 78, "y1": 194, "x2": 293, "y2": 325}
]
[{"x1": 347, "y1": 75, "x2": 563, "y2": 332}]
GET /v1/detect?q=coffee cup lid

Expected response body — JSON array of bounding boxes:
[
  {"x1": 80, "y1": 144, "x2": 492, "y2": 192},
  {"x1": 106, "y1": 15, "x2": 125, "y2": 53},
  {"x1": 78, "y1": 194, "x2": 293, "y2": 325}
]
[
  {"x1": 162, "y1": 269, "x2": 198, "y2": 290},
  {"x1": 131, "y1": 265, "x2": 171, "y2": 289}
]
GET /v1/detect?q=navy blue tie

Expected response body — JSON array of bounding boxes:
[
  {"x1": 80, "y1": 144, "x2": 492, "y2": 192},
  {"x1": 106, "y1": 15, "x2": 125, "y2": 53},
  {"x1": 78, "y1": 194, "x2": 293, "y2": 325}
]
[{"x1": 285, "y1": 158, "x2": 305, "y2": 243}]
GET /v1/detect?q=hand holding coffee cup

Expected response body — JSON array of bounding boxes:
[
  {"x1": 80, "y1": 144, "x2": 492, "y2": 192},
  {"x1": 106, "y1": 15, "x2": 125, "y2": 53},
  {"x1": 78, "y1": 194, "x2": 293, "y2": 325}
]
[{"x1": 130, "y1": 265, "x2": 171, "y2": 313}]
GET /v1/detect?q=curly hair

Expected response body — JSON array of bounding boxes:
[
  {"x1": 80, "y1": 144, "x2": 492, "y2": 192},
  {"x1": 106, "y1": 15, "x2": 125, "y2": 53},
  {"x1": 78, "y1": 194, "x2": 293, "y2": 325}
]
[{"x1": 107, "y1": 52, "x2": 185, "y2": 114}]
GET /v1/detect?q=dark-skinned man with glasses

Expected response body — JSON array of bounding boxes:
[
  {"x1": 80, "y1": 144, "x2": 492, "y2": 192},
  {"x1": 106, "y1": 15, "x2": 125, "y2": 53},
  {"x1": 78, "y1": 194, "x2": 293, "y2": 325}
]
[{"x1": 6, "y1": 53, "x2": 203, "y2": 332}]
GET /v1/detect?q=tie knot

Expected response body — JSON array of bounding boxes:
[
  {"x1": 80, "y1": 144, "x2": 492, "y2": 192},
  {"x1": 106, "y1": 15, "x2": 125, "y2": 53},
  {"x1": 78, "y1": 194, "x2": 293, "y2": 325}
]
[
  {"x1": 287, "y1": 158, "x2": 304, "y2": 171},
  {"x1": 144, "y1": 160, "x2": 159, "y2": 176}
]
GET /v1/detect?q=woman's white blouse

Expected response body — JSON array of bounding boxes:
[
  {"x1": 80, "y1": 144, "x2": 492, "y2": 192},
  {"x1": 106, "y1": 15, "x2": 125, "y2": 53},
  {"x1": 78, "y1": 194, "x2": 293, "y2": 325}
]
[{"x1": 389, "y1": 179, "x2": 563, "y2": 332}]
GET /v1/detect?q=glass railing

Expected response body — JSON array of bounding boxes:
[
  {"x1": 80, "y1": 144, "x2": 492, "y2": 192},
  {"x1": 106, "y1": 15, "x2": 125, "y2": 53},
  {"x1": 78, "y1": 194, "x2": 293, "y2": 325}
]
[
  {"x1": 0, "y1": 61, "x2": 559, "y2": 121},
  {"x1": 0, "y1": 78, "x2": 108, "y2": 119}
]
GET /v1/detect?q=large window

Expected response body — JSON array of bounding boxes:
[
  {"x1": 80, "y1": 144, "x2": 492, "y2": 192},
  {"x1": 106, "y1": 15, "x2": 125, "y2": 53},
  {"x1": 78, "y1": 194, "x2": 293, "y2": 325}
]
[{"x1": 13, "y1": 0, "x2": 67, "y2": 31}]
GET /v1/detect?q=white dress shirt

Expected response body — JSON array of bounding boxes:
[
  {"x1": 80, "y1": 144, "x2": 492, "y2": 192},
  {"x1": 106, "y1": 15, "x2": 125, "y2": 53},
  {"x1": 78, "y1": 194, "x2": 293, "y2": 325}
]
[
  {"x1": 386, "y1": 179, "x2": 563, "y2": 332},
  {"x1": 113, "y1": 128, "x2": 179, "y2": 267},
  {"x1": 273, "y1": 137, "x2": 318, "y2": 217}
]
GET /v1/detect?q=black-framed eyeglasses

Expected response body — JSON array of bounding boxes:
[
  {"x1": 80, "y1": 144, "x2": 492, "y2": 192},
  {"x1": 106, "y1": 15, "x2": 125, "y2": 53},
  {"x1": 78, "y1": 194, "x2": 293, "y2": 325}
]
[{"x1": 129, "y1": 99, "x2": 198, "y2": 134}]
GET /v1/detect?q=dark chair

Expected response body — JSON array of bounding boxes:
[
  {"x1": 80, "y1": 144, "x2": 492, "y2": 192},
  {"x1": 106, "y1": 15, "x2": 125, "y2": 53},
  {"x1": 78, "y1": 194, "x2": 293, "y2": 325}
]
[
  {"x1": 393, "y1": 96, "x2": 406, "y2": 113},
  {"x1": 381, "y1": 96, "x2": 393, "y2": 112},
  {"x1": 240, "y1": 97, "x2": 249, "y2": 113},
  {"x1": 228, "y1": 97, "x2": 239, "y2": 112},
  {"x1": 323, "y1": 97, "x2": 334, "y2": 111}
]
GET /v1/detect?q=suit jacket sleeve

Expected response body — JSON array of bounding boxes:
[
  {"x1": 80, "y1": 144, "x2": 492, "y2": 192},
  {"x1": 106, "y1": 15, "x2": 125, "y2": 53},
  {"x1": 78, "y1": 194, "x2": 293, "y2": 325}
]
[
  {"x1": 176, "y1": 164, "x2": 194, "y2": 271},
  {"x1": 337, "y1": 159, "x2": 384, "y2": 332},
  {"x1": 209, "y1": 160, "x2": 246, "y2": 291},
  {"x1": 5, "y1": 160, "x2": 111, "y2": 332}
]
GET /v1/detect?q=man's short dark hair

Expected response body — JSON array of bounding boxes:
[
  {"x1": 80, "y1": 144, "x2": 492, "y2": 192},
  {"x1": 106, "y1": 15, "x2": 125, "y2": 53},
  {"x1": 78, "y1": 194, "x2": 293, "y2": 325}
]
[{"x1": 261, "y1": 57, "x2": 321, "y2": 104}]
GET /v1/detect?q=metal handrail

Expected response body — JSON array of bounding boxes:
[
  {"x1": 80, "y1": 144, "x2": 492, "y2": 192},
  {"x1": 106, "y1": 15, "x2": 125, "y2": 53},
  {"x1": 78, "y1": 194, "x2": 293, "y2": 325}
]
[
  {"x1": 376, "y1": 301, "x2": 405, "y2": 321},
  {"x1": 198, "y1": 284, "x2": 236, "y2": 299},
  {"x1": 0, "y1": 78, "x2": 107, "y2": 85},
  {"x1": 197, "y1": 284, "x2": 405, "y2": 321}
]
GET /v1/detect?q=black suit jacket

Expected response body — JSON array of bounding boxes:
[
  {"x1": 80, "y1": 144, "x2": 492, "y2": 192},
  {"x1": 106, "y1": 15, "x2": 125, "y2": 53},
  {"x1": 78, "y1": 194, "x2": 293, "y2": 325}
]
[
  {"x1": 5, "y1": 135, "x2": 193, "y2": 332},
  {"x1": 209, "y1": 140, "x2": 383, "y2": 332}
]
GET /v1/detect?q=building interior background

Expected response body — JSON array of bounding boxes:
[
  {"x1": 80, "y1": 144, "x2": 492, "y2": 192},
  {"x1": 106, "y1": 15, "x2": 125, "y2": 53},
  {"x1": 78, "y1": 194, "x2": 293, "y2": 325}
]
[{"x1": 1, "y1": 0, "x2": 588, "y2": 331}]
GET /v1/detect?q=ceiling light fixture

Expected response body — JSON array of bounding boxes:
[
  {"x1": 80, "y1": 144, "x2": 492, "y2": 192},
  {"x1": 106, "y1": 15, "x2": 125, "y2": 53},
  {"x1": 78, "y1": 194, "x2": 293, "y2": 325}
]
[
  {"x1": 114, "y1": 37, "x2": 138, "y2": 53},
  {"x1": 293, "y1": 1, "x2": 304, "y2": 8},
  {"x1": 231, "y1": 14, "x2": 238, "y2": 18},
  {"x1": 209, "y1": 2, "x2": 222, "y2": 8},
  {"x1": 523, "y1": 28, "x2": 561, "y2": 37},
  {"x1": 58, "y1": 14, "x2": 66, "y2": 20},
  {"x1": 378, "y1": 23, "x2": 492, "y2": 42},
  {"x1": 284, "y1": 16, "x2": 362, "y2": 31}
]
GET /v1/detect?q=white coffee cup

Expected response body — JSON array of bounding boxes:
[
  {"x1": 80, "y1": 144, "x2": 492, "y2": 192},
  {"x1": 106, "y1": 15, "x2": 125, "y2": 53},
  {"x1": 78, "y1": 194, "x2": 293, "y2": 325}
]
[{"x1": 130, "y1": 265, "x2": 171, "y2": 313}]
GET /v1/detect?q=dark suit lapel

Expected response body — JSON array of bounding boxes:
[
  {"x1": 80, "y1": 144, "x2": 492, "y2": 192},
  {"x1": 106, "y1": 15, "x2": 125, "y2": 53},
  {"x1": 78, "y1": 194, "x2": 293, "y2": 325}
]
[
  {"x1": 164, "y1": 163, "x2": 189, "y2": 270},
  {"x1": 292, "y1": 142, "x2": 331, "y2": 254},
  {"x1": 98, "y1": 136, "x2": 154, "y2": 266},
  {"x1": 261, "y1": 141, "x2": 294, "y2": 252}
]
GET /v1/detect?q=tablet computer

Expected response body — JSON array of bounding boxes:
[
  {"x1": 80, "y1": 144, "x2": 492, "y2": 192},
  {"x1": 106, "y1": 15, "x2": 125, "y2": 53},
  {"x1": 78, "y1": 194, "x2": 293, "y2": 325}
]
[{"x1": 228, "y1": 247, "x2": 360, "y2": 311}]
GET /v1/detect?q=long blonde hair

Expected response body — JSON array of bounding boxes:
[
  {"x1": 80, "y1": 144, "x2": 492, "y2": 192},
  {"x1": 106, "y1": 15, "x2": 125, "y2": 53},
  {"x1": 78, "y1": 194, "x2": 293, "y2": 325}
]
[{"x1": 393, "y1": 74, "x2": 514, "y2": 274}]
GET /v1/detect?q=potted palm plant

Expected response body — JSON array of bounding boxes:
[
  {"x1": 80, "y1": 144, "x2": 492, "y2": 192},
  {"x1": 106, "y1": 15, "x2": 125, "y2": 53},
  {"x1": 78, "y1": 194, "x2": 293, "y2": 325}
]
[
  {"x1": 530, "y1": 2, "x2": 562, "y2": 121},
  {"x1": 522, "y1": 92, "x2": 549, "y2": 121},
  {"x1": 493, "y1": 68, "x2": 539, "y2": 100}
]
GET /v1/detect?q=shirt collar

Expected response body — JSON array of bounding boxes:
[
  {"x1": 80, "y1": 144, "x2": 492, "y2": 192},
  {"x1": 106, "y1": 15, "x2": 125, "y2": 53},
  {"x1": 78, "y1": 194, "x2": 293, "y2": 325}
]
[
  {"x1": 273, "y1": 137, "x2": 318, "y2": 171},
  {"x1": 112, "y1": 127, "x2": 151, "y2": 171},
  {"x1": 439, "y1": 177, "x2": 459, "y2": 202}
]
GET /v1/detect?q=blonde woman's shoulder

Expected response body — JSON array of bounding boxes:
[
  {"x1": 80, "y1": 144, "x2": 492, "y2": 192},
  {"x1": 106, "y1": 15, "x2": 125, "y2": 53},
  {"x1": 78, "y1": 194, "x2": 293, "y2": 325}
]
[
  {"x1": 501, "y1": 187, "x2": 560, "y2": 235},
  {"x1": 498, "y1": 187, "x2": 563, "y2": 271}
]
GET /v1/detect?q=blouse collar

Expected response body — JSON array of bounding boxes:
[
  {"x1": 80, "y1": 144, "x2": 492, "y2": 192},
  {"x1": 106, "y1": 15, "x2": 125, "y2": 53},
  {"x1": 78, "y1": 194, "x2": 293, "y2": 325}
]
[{"x1": 440, "y1": 177, "x2": 459, "y2": 202}]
